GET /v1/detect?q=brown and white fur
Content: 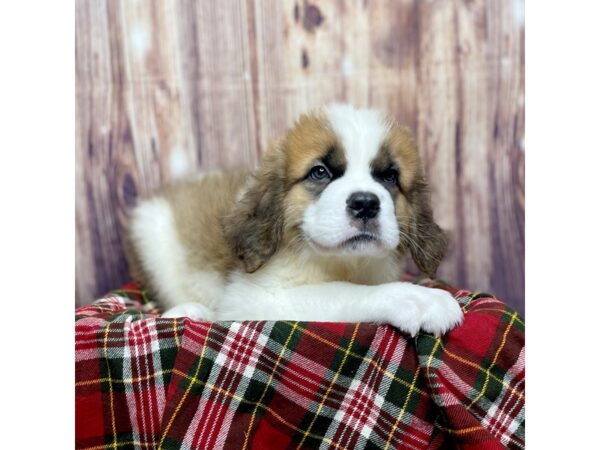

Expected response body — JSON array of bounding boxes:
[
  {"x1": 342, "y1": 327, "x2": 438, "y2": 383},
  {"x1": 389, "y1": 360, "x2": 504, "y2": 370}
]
[{"x1": 125, "y1": 104, "x2": 463, "y2": 337}]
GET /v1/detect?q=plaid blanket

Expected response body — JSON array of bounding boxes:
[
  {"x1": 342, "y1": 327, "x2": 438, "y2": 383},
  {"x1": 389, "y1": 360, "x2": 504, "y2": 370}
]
[{"x1": 75, "y1": 279, "x2": 524, "y2": 450}]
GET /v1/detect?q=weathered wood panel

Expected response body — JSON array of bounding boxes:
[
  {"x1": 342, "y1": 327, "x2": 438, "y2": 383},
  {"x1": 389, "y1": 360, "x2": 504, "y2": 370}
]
[{"x1": 75, "y1": 0, "x2": 525, "y2": 315}]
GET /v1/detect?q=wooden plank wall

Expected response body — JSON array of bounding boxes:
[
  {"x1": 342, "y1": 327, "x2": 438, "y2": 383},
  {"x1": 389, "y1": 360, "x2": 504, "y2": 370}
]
[{"x1": 76, "y1": 0, "x2": 525, "y2": 315}]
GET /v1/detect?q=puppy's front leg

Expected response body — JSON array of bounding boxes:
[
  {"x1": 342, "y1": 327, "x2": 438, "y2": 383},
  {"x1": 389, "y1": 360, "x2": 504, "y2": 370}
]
[{"x1": 216, "y1": 281, "x2": 463, "y2": 337}]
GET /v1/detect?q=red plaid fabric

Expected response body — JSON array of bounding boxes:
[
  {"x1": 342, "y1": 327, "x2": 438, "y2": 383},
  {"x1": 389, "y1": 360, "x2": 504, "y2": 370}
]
[{"x1": 75, "y1": 280, "x2": 524, "y2": 449}]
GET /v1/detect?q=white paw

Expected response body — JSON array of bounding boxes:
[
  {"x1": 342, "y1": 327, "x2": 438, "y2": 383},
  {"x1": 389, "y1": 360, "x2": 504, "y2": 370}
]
[
  {"x1": 162, "y1": 303, "x2": 213, "y2": 321},
  {"x1": 378, "y1": 284, "x2": 464, "y2": 337},
  {"x1": 418, "y1": 288, "x2": 464, "y2": 337}
]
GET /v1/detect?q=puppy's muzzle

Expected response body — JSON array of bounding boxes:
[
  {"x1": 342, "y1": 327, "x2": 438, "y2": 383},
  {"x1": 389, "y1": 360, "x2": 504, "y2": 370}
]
[{"x1": 346, "y1": 191, "x2": 380, "y2": 221}]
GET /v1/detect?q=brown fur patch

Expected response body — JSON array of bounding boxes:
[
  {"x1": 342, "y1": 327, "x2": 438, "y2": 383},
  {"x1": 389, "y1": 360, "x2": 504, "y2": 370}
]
[
  {"x1": 285, "y1": 111, "x2": 342, "y2": 181},
  {"x1": 221, "y1": 141, "x2": 288, "y2": 272},
  {"x1": 124, "y1": 170, "x2": 250, "y2": 293},
  {"x1": 382, "y1": 124, "x2": 448, "y2": 277},
  {"x1": 381, "y1": 124, "x2": 420, "y2": 191},
  {"x1": 404, "y1": 178, "x2": 448, "y2": 278},
  {"x1": 282, "y1": 183, "x2": 314, "y2": 246},
  {"x1": 163, "y1": 171, "x2": 250, "y2": 274}
]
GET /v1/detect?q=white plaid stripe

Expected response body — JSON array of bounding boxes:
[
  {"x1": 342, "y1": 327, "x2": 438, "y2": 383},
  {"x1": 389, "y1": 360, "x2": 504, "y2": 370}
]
[
  {"x1": 330, "y1": 379, "x2": 386, "y2": 449},
  {"x1": 76, "y1": 296, "x2": 128, "y2": 317},
  {"x1": 182, "y1": 322, "x2": 273, "y2": 449},
  {"x1": 275, "y1": 353, "x2": 349, "y2": 412},
  {"x1": 482, "y1": 348, "x2": 525, "y2": 448},
  {"x1": 84, "y1": 313, "x2": 174, "y2": 450},
  {"x1": 423, "y1": 350, "x2": 520, "y2": 425},
  {"x1": 180, "y1": 320, "x2": 213, "y2": 353},
  {"x1": 214, "y1": 407, "x2": 237, "y2": 449},
  {"x1": 118, "y1": 318, "x2": 166, "y2": 448},
  {"x1": 76, "y1": 320, "x2": 110, "y2": 362},
  {"x1": 482, "y1": 377, "x2": 524, "y2": 449},
  {"x1": 217, "y1": 328, "x2": 354, "y2": 412},
  {"x1": 133, "y1": 320, "x2": 164, "y2": 444},
  {"x1": 129, "y1": 320, "x2": 149, "y2": 444},
  {"x1": 432, "y1": 361, "x2": 479, "y2": 407},
  {"x1": 508, "y1": 346, "x2": 525, "y2": 378},
  {"x1": 201, "y1": 322, "x2": 270, "y2": 449},
  {"x1": 174, "y1": 323, "x2": 424, "y2": 449},
  {"x1": 121, "y1": 317, "x2": 142, "y2": 448},
  {"x1": 150, "y1": 323, "x2": 168, "y2": 423},
  {"x1": 420, "y1": 333, "x2": 524, "y2": 448},
  {"x1": 181, "y1": 322, "x2": 358, "y2": 418},
  {"x1": 321, "y1": 327, "x2": 429, "y2": 450},
  {"x1": 323, "y1": 329, "x2": 390, "y2": 449},
  {"x1": 172, "y1": 320, "x2": 440, "y2": 443}
]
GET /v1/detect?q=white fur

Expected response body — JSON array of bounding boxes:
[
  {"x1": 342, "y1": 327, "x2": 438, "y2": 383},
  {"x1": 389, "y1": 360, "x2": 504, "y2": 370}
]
[
  {"x1": 129, "y1": 198, "x2": 224, "y2": 312},
  {"x1": 166, "y1": 244, "x2": 462, "y2": 337},
  {"x1": 215, "y1": 279, "x2": 462, "y2": 338},
  {"x1": 139, "y1": 103, "x2": 463, "y2": 336},
  {"x1": 161, "y1": 302, "x2": 213, "y2": 321}
]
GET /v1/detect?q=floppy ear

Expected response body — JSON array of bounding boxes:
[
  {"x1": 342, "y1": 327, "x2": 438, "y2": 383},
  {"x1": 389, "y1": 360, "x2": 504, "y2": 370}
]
[
  {"x1": 407, "y1": 178, "x2": 448, "y2": 279},
  {"x1": 221, "y1": 140, "x2": 287, "y2": 273}
]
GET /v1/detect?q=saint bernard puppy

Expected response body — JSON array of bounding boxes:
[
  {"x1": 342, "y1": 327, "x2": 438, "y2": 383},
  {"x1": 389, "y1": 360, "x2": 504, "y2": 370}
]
[{"x1": 125, "y1": 104, "x2": 463, "y2": 337}]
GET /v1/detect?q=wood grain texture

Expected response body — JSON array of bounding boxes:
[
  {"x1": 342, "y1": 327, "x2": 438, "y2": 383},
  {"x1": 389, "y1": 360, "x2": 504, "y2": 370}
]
[{"x1": 75, "y1": 0, "x2": 525, "y2": 315}]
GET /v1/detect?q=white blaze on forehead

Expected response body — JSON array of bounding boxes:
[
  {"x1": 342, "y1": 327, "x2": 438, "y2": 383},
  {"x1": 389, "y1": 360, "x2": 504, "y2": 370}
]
[{"x1": 324, "y1": 103, "x2": 391, "y2": 172}]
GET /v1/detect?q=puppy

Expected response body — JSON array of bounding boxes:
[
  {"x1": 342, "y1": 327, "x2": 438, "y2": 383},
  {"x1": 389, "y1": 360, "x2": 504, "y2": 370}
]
[{"x1": 125, "y1": 104, "x2": 463, "y2": 337}]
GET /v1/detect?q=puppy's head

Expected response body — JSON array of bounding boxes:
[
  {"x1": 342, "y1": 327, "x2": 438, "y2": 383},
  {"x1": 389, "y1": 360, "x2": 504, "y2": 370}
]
[{"x1": 222, "y1": 104, "x2": 447, "y2": 277}]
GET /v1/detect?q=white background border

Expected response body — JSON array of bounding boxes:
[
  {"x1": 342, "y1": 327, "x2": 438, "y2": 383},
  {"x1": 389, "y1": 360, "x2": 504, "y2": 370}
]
[
  {"x1": 1, "y1": 0, "x2": 600, "y2": 447},
  {"x1": 0, "y1": 1, "x2": 74, "y2": 446},
  {"x1": 527, "y1": 0, "x2": 600, "y2": 448}
]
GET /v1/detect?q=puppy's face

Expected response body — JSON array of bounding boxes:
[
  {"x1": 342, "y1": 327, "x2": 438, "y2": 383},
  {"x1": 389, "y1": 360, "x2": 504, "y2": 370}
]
[
  {"x1": 285, "y1": 104, "x2": 419, "y2": 257},
  {"x1": 223, "y1": 104, "x2": 447, "y2": 277}
]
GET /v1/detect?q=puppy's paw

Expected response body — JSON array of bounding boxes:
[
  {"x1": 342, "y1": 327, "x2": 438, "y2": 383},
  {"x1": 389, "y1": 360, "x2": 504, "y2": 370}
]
[
  {"x1": 378, "y1": 284, "x2": 463, "y2": 337},
  {"x1": 418, "y1": 288, "x2": 464, "y2": 337},
  {"x1": 384, "y1": 299, "x2": 422, "y2": 337},
  {"x1": 162, "y1": 303, "x2": 213, "y2": 321}
]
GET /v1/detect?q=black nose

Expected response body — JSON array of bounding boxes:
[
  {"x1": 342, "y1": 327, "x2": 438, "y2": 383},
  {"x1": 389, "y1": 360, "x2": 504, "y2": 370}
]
[{"x1": 346, "y1": 191, "x2": 380, "y2": 220}]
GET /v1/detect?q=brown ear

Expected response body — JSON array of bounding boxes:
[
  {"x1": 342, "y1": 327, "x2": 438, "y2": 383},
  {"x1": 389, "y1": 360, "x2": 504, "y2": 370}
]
[
  {"x1": 407, "y1": 178, "x2": 448, "y2": 279},
  {"x1": 221, "y1": 141, "x2": 287, "y2": 273}
]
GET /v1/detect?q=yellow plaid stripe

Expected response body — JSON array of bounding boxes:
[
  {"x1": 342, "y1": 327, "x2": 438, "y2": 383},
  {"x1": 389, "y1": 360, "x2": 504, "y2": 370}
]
[
  {"x1": 80, "y1": 440, "x2": 157, "y2": 450},
  {"x1": 436, "y1": 340, "x2": 524, "y2": 403},
  {"x1": 172, "y1": 318, "x2": 180, "y2": 347},
  {"x1": 102, "y1": 323, "x2": 118, "y2": 450},
  {"x1": 158, "y1": 323, "x2": 214, "y2": 449},
  {"x1": 241, "y1": 321, "x2": 300, "y2": 450},
  {"x1": 467, "y1": 311, "x2": 519, "y2": 409},
  {"x1": 283, "y1": 321, "x2": 430, "y2": 399},
  {"x1": 296, "y1": 323, "x2": 360, "y2": 449},
  {"x1": 383, "y1": 364, "x2": 424, "y2": 450},
  {"x1": 162, "y1": 368, "x2": 348, "y2": 450},
  {"x1": 383, "y1": 337, "x2": 442, "y2": 450},
  {"x1": 76, "y1": 369, "x2": 175, "y2": 387}
]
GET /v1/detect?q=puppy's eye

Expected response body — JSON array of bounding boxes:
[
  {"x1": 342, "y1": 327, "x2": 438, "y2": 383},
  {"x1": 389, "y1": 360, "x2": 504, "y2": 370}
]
[
  {"x1": 308, "y1": 165, "x2": 331, "y2": 182},
  {"x1": 379, "y1": 168, "x2": 399, "y2": 184}
]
